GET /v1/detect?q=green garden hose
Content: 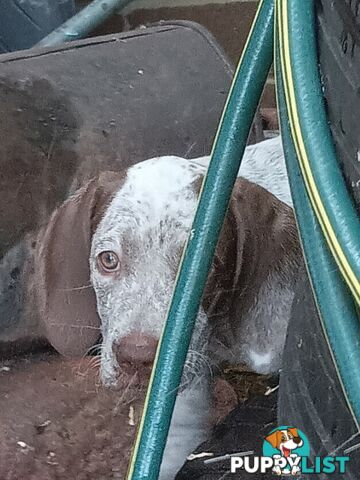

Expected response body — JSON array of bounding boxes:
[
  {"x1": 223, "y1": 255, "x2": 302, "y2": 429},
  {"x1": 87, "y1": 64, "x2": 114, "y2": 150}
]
[
  {"x1": 277, "y1": 0, "x2": 360, "y2": 305},
  {"x1": 126, "y1": 1, "x2": 275, "y2": 478},
  {"x1": 127, "y1": 0, "x2": 360, "y2": 477},
  {"x1": 37, "y1": 0, "x2": 133, "y2": 47},
  {"x1": 275, "y1": 0, "x2": 360, "y2": 425}
]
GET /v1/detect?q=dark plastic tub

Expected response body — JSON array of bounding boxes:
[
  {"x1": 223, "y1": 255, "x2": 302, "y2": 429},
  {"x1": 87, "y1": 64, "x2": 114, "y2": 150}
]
[{"x1": 0, "y1": 0, "x2": 75, "y2": 52}]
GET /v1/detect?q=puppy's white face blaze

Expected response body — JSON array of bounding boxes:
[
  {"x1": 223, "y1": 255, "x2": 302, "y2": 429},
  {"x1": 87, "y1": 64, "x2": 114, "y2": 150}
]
[
  {"x1": 279, "y1": 430, "x2": 303, "y2": 453},
  {"x1": 90, "y1": 156, "x2": 204, "y2": 385}
]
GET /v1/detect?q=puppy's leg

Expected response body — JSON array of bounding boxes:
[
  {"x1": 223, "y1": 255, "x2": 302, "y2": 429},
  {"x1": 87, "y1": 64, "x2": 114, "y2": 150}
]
[{"x1": 159, "y1": 377, "x2": 210, "y2": 480}]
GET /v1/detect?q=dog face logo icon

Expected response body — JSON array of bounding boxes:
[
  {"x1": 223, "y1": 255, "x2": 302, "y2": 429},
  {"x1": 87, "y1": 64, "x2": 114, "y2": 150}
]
[
  {"x1": 263, "y1": 426, "x2": 310, "y2": 476},
  {"x1": 266, "y1": 428, "x2": 303, "y2": 458},
  {"x1": 231, "y1": 426, "x2": 348, "y2": 476}
]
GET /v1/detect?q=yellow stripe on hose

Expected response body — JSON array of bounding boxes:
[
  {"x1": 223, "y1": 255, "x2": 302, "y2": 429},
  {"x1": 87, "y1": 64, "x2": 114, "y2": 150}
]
[
  {"x1": 278, "y1": 0, "x2": 360, "y2": 305},
  {"x1": 274, "y1": 2, "x2": 360, "y2": 431}
]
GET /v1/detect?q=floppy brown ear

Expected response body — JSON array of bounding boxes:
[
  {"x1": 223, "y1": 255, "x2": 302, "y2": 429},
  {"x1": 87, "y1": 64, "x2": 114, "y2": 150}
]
[
  {"x1": 265, "y1": 431, "x2": 281, "y2": 449},
  {"x1": 288, "y1": 428, "x2": 299, "y2": 438},
  {"x1": 36, "y1": 172, "x2": 124, "y2": 356},
  {"x1": 203, "y1": 177, "x2": 301, "y2": 343}
]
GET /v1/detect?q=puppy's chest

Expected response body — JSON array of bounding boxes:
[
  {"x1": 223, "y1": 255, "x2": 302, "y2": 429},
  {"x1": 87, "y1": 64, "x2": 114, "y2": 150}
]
[{"x1": 207, "y1": 280, "x2": 295, "y2": 375}]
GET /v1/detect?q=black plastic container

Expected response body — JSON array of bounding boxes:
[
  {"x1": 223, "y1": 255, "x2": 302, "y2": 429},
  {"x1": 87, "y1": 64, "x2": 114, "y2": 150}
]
[{"x1": 0, "y1": 0, "x2": 75, "y2": 52}]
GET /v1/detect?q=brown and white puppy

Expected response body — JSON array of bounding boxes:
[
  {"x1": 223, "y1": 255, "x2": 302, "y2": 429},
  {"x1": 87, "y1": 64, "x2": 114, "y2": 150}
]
[
  {"x1": 2, "y1": 136, "x2": 302, "y2": 478},
  {"x1": 36, "y1": 136, "x2": 301, "y2": 477}
]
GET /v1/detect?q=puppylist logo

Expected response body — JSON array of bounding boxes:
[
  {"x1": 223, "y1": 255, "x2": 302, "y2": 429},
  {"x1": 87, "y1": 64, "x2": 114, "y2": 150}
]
[{"x1": 230, "y1": 426, "x2": 349, "y2": 475}]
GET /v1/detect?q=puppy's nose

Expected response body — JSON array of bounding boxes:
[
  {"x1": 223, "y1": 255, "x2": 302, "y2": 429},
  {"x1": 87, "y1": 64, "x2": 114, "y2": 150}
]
[
  {"x1": 114, "y1": 333, "x2": 158, "y2": 365},
  {"x1": 293, "y1": 436, "x2": 302, "y2": 445}
]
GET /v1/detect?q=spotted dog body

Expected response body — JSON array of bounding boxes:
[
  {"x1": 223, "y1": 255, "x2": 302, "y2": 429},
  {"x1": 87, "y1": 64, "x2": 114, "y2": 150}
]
[
  {"x1": 89, "y1": 137, "x2": 300, "y2": 477},
  {"x1": 29, "y1": 136, "x2": 302, "y2": 478}
]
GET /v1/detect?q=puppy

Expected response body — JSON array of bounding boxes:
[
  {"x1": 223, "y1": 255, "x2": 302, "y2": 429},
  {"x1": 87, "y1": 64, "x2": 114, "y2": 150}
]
[{"x1": 3, "y1": 136, "x2": 302, "y2": 478}]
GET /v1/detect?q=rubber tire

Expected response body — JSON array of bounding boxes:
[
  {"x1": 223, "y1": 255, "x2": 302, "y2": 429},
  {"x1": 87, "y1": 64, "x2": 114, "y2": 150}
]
[
  {"x1": 316, "y1": 0, "x2": 360, "y2": 209},
  {"x1": 0, "y1": 0, "x2": 75, "y2": 53},
  {"x1": 278, "y1": 271, "x2": 360, "y2": 479},
  {"x1": 278, "y1": 3, "x2": 360, "y2": 477}
]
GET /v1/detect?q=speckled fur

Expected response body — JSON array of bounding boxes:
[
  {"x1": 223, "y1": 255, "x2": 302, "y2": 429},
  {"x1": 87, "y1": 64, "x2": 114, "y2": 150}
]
[
  {"x1": 89, "y1": 136, "x2": 300, "y2": 478},
  {"x1": 90, "y1": 156, "x2": 206, "y2": 385},
  {"x1": 91, "y1": 136, "x2": 293, "y2": 384}
]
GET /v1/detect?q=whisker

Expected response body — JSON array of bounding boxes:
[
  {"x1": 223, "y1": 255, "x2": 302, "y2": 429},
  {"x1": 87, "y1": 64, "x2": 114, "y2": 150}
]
[
  {"x1": 113, "y1": 372, "x2": 138, "y2": 414},
  {"x1": 59, "y1": 284, "x2": 93, "y2": 292},
  {"x1": 47, "y1": 322, "x2": 101, "y2": 331},
  {"x1": 167, "y1": 378, "x2": 192, "y2": 396},
  {"x1": 84, "y1": 343, "x2": 103, "y2": 357},
  {"x1": 187, "y1": 349, "x2": 213, "y2": 377},
  {"x1": 87, "y1": 355, "x2": 102, "y2": 368},
  {"x1": 89, "y1": 361, "x2": 102, "y2": 371},
  {"x1": 75, "y1": 355, "x2": 101, "y2": 376}
]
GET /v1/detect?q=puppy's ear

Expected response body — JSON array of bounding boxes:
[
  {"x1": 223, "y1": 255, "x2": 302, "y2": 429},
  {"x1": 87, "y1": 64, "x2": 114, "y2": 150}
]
[
  {"x1": 265, "y1": 431, "x2": 282, "y2": 449},
  {"x1": 36, "y1": 172, "x2": 124, "y2": 356},
  {"x1": 204, "y1": 177, "x2": 301, "y2": 336},
  {"x1": 288, "y1": 428, "x2": 299, "y2": 438}
]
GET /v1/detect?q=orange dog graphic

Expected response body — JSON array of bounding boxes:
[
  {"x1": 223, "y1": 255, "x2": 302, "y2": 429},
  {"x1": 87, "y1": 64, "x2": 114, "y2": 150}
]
[{"x1": 265, "y1": 428, "x2": 304, "y2": 475}]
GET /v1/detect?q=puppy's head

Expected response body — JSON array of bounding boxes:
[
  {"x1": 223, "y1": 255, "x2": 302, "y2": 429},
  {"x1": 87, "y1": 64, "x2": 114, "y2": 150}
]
[
  {"x1": 38, "y1": 156, "x2": 300, "y2": 387},
  {"x1": 90, "y1": 157, "x2": 205, "y2": 385},
  {"x1": 38, "y1": 157, "x2": 206, "y2": 385}
]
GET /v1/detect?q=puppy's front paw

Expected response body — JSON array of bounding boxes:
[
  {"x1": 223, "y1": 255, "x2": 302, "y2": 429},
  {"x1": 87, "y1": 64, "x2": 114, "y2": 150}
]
[
  {"x1": 273, "y1": 465, "x2": 282, "y2": 476},
  {"x1": 272, "y1": 455, "x2": 283, "y2": 476},
  {"x1": 291, "y1": 465, "x2": 301, "y2": 475}
]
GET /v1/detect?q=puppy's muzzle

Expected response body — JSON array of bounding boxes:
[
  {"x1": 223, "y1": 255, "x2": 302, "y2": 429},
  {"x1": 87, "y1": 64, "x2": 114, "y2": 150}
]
[{"x1": 114, "y1": 333, "x2": 158, "y2": 365}]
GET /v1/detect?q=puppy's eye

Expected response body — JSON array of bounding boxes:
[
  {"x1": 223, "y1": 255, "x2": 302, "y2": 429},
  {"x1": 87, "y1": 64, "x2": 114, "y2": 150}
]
[{"x1": 97, "y1": 251, "x2": 120, "y2": 273}]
